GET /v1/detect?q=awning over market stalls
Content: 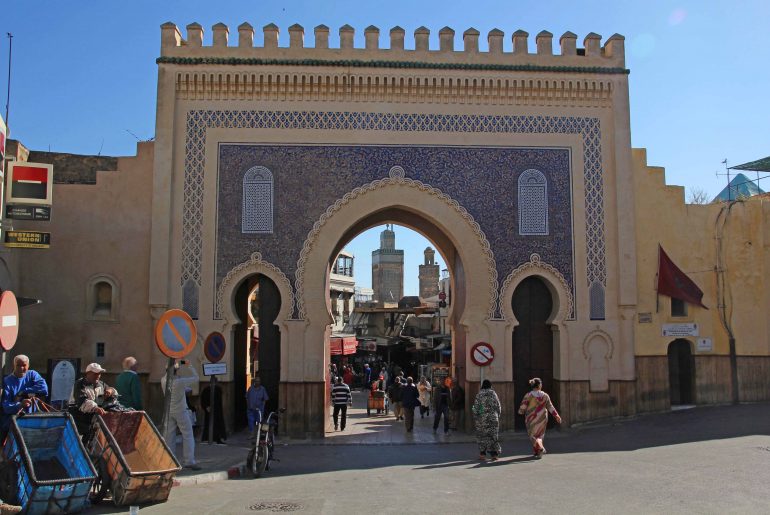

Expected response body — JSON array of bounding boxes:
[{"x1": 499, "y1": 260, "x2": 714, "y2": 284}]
[{"x1": 330, "y1": 335, "x2": 358, "y2": 355}]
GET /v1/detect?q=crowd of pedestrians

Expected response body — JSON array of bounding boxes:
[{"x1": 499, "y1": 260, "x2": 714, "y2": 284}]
[{"x1": 330, "y1": 361, "x2": 561, "y2": 461}]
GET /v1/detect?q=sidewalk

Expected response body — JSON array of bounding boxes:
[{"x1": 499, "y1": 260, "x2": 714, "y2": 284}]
[{"x1": 174, "y1": 389, "x2": 539, "y2": 485}]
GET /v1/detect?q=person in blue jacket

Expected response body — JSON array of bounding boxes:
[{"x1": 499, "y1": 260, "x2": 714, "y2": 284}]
[{"x1": 1, "y1": 354, "x2": 49, "y2": 437}]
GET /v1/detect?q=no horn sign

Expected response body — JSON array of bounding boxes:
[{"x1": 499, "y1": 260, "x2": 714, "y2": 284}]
[{"x1": 470, "y1": 342, "x2": 495, "y2": 367}]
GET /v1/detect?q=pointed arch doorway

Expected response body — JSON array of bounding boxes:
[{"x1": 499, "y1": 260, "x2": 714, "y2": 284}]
[
  {"x1": 512, "y1": 276, "x2": 555, "y2": 430},
  {"x1": 232, "y1": 274, "x2": 282, "y2": 429}
]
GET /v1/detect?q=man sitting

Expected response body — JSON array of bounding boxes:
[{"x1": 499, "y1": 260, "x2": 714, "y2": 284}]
[
  {"x1": 1, "y1": 355, "x2": 49, "y2": 439},
  {"x1": 71, "y1": 363, "x2": 125, "y2": 439}
]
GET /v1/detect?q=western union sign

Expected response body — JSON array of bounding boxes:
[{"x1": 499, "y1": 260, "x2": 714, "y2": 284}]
[{"x1": 4, "y1": 231, "x2": 50, "y2": 249}]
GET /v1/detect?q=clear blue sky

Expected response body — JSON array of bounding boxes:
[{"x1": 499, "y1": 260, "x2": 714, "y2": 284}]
[{"x1": 2, "y1": 1, "x2": 768, "y2": 292}]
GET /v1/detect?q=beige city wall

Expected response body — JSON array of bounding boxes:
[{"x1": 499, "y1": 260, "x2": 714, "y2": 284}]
[
  {"x1": 632, "y1": 148, "x2": 770, "y2": 409},
  {"x1": 11, "y1": 142, "x2": 157, "y2": 414}
]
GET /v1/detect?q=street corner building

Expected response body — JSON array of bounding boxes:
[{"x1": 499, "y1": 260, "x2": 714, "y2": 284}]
[{"x1": 7, "y1": 21, "x2": 770, "y2": 438}]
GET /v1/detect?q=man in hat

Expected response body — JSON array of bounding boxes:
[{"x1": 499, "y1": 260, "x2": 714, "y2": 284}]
[{"x1": 72, "y1": 363, "x2": 121, "y2": 437}]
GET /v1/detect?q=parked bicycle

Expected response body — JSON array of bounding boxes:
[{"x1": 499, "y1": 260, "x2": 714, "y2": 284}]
[{"x1": 246, "y1": 408, "x2": 286, "y2": 478}]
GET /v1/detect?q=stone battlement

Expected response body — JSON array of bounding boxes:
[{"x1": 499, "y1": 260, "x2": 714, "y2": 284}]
[{"x1": 159, "y1": 22, "x2": 626, "y2": 70}]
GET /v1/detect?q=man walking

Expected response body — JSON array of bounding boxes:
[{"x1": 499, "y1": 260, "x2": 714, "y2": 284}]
[
  {"x1": 331, "y1": 376, "x2": 352, "y2": 430},
  {"x1": 450, "y1": 378, "x2": 465, "y2": 431},
  {"x1": 401, "y1": 377, "x2": 420, "y2": 433},
  {"x1": 433, "y1": 378, "x2": 451, "y2": 434},
  {"x1": 115, "y1": 356, "x2": 143, "y2": 410},
  {"x1": 387, "y1": 377, "x2": 403, "y2": 420}
]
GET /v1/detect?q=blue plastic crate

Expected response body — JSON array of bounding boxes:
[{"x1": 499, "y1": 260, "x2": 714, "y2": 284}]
[{"x1": 2, "y1": 413, "x2": 97, "y2": 514}]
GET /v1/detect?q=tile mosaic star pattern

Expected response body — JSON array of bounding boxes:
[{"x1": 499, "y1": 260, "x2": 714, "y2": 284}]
[{"x1": 183, "y1": 111, "x2": 606, "y2": 320}]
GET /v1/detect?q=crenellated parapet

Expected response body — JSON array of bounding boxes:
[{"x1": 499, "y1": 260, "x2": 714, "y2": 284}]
[
  {"x1": 158, "y1": 22, "x2": 627, "y2": 106},
  {"x1": 159, "y1": 22, "x2": 626, "y2": 69}
]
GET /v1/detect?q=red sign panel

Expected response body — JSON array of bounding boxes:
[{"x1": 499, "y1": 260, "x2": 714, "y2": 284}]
[
  {"x1": 438, "y1": 291, "x2": 446, "y2": 300},
  {"x1": 0, "y1": 291, "x2": 20, "y2": 351},
  {"x1": 470, "y1": 342, "x2": 495, "y2": 367}
]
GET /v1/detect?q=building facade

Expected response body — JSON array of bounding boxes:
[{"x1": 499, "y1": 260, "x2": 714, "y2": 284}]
[
  {"x1": 418, "y1": 247, "x2": 440, "y2": 299},
  {"x1": 8, "y1": 21, "x2": 770, "y2": 437}
]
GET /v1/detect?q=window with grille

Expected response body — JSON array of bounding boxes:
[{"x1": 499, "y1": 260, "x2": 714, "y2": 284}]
[
  {"x1": 242, "y1": 166, "x2": 274, "y2": 234},
  {"x1": 518, "y1": 169, "x2": 549, "y2": 236}
]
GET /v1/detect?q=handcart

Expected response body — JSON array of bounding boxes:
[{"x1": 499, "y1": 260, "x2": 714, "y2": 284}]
[
  {"x1": 0, "y1": 412, "x2": 97, "y2": 514},
  {"x1": 367, "y1": 389, "x2": 388, "y2": 416},
  {"x1": 86, "y1": 411, "x2": 181, "y2": 506}
]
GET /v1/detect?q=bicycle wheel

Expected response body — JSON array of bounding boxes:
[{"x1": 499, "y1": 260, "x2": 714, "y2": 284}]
[{"x1": 252, "y1": 444, "x2": 268, "y2": 478}]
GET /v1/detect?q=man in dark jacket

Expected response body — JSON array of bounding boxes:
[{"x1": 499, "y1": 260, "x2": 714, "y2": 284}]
[
  {"x1": 387, "y1": 378, "x2": 403, "y2": 420},
  {"x1": 450, "y1": 379, "x2": 465, "y2": 431},
  {"x1": 433, "y1": 380, "x2": 451, "y2": 434},
  {"x1": 400, "y1": 377, "x2": 420, "y2": 433}
]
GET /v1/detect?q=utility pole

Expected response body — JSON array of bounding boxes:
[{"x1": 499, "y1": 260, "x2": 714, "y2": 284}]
[{"x1": 5, "y1": 33, "x2": 12, "y2": 128}]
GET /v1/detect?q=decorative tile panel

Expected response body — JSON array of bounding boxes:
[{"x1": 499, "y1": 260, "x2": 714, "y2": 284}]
[{"x1": 183, "y1": 111, "x2": 606, "y2": 320}]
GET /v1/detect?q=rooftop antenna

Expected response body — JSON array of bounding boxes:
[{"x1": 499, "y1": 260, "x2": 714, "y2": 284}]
[{"x1": 715, "y1": 159, "x2": 731, "y2": 201}]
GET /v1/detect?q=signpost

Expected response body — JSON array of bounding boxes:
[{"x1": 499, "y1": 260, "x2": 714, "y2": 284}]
[
  {"x1": 470, "y1": 341, "x2": 495, "y2": 387},
  {"x1": 203, "y1": 332, "x2": 226, "y2": 445},
  {"x1": 155, "y1": 309, "x2": 198, "y2": 436},
  {"x1": 0, "y1": 291, "x2": 19, "y2": 376}
]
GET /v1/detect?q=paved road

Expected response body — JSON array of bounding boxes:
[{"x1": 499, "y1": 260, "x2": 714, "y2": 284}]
[{"x1": 90, "y1": 403, "x2": 770, "y2": 514}]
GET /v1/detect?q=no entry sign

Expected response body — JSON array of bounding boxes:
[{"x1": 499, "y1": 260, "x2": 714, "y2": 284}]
[
  {"x1": 204, "y1": 332, "x2": 226, "y2": 363},
  {"x1": 0, "y1": 291, "x2": 19, "y2": 351},
  {"x1": 155, "y1": 309, "x2": 197, "y2": 359},
  {"x1": 470, "y1": 342, "x2": 495, "y2": 367}
]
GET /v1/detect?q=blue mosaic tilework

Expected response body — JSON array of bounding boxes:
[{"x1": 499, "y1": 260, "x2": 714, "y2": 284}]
[
  {"x1": 182, "y1": 111, "x2": 606, "y2": 320},
  {"x1": 215, "y1": 144, "x2": 575, "y2": 319}
]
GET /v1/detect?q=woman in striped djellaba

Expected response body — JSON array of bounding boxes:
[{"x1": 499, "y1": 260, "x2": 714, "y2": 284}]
[{"x1": 518, "y1": 377, "x2": 561, "y2": 458}]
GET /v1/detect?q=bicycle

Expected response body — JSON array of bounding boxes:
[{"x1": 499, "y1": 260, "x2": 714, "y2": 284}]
[{"x1": 246, "y1": 408, "x2": 285, "y2": 478}]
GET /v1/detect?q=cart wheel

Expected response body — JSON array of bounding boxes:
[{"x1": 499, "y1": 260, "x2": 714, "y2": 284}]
[
  {"x1": 89, "y1": 458, "x2": 109, "y2": 504},
  {"x1": 252, "y1": 444, "x2": 268, "y2": 478}
]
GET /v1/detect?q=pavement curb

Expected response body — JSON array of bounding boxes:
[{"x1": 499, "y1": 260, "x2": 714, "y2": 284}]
[{"x1": 174, "y1": 470, "x2": 231, "y2": 486}]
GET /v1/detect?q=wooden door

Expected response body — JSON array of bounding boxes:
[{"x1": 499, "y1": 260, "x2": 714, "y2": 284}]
[
  {"x1": 668, "y1": 339, "x2": 694, "y2": 405},
  {"x1": 257, "y1": 275, "x2": 282, "y2": 416},
  {"x1": 512, "y1": 276, "x2": 554, "y2": 430}
]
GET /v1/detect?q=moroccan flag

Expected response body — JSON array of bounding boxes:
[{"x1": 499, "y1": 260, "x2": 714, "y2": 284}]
[
  {"x1": 657, "y1": 245, "x2": 708, "y2": 309},
  {"x1": 11, "y1": 165, "x2": 49, "y2": 200}
]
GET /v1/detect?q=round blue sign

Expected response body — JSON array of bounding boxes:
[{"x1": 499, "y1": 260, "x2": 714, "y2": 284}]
[{"x1": 204, "y1": 332, "x2": 227, "y2": 363}]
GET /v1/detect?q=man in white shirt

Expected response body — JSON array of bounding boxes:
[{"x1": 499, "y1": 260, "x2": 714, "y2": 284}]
[{"x1": 162, "y1": 361, "x2": 200, "y2": 470}]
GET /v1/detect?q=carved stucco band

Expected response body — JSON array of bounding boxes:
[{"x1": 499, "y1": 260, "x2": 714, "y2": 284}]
[
  {"x1": 295, "y1": 176, "x2": 498, "y2": 321},
  {"x1": 499, "y1": 253, "x2": 574, "y2": 320},
  {"x1": 581, "y1": 328, "x2": 615, "y2": 360},
  {"x1": 216, "y1": 251, "x2": 295, "y2": 321}
]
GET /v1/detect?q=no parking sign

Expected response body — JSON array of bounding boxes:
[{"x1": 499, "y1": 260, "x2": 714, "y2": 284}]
[
  {"x1": 154, "y1": 309, "x2": 197, "y2": 359},
  {"x1": 470, "y1": 342, "x2": 495, "y2": 367}
]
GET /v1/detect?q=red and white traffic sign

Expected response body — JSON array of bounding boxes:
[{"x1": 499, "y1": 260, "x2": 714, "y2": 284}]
[
  {"x1": 0, "y1": 291, "x2": 19, "y2": 351},
  {"x1": 438, "y1": 291, "x2": 446, "y2": 301},
  {"x1": 470, "y1": 342, "x2": 495, "y2": 367}
]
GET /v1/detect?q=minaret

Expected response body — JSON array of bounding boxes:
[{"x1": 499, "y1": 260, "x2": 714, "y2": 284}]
[
  {"x1": 371, "y1": 224, "x2": 404, "y2": 305},
  {"x1": 419, "y1": 247, "x2": 440, "y2": 298}
]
